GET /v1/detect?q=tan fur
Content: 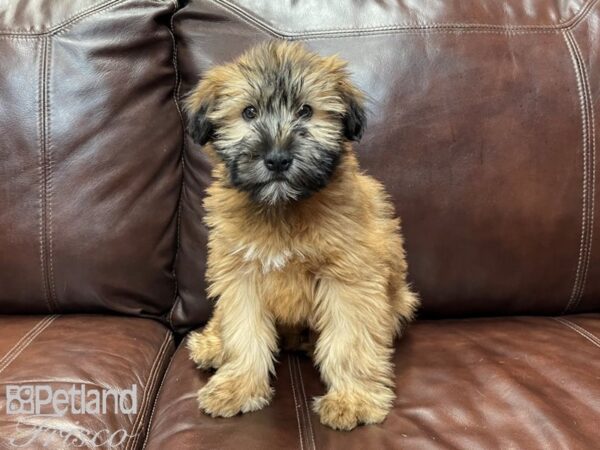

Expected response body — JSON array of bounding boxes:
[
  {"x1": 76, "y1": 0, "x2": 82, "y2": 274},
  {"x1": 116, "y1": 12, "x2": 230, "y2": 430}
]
[{"x1": 186, "y1": 42, "x2": 419, "y2": 430}]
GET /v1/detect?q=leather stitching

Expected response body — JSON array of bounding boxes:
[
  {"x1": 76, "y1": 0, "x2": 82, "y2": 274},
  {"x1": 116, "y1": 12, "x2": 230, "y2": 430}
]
[
  {"x1": 167, "y1": 0, "x2": 186, "y2": 330},
  {"x1": 0, "y1": 28, "x2": 562, "y2": 42},
  {"x1": 554, "y1": 317, "x2": 600, "y2": 349},
  {"x1": 125, "y1": 331, "x2": 173, "y2": 450},
  {"x1": 288, "y1": 355, "x2": 314, "y2": 450},
  {"x1": 569, "y1": 31, "x2": 596, "y2": 312},
  {"x1": 45, "y1": 37, "x2": 58, "y2": 310},
  {"x1": 41, "y1": 37, "x2": 58, "y2": 312},
  {"x1": 210, "y1": 0, "x2": 599, "y2": 40},
  {"x1": 562, "y1": 31, "x2": 588, "y2": 313},
  {"x1": 295, "y1": 357, "x2": 310, "y2": 450},
  {"x1": 141, "y1": 341, "x2": 178, "y2": 450},
  {"x1": 562, "y1": 30, "x2": 595, "y2": 313},
  {"x1": 0, "y1": 315, "x2": 58, "y2": 375},
  {"x1": 569, "y1": 30, "x2": 596, "y2": 312},
  {"x1": 295, "y1": 356, "x2": 317, "y2": 450},
  {"x1": 38, "y1": 37, "x2": 57, "y2": 313},
  {"x1": 295, "y1": 356, "x2": 316, "y2": 450},
  {"x1": 128, "y1": 332, "x2": 173, "y2": 450},
  {"x1": 288, "y1": 354, "x2": 305, "y2": 450},
  {"x1": 295, "y1": 357, "x2": 311, "y2": 450},
  {"x1": 0, "y1": 0, "x2": 126, "y2": 36},
  {"x1": 37, "y1": 38, "x2": 50, "y2": 312},
  {"x1": 0, "y1": 0, "x2": 597, "y2": 41}
]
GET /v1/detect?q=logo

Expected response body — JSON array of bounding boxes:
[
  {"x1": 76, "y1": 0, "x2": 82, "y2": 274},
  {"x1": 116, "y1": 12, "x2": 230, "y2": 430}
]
[
  {"x1": 6, "y1": 384, "x2": 137, "y2": 417},
  {"x1": 5, "y1": 384, "x2": 139, "y2": 448},
  {"x1": 5, "y1": 385, "x2": 35, "y2": 415}
]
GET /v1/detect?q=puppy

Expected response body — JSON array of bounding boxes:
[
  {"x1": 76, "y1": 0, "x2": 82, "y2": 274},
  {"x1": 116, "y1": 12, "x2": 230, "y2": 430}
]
[{"x1": 185, "y1": 41, "x2": 419, "y2": 431}]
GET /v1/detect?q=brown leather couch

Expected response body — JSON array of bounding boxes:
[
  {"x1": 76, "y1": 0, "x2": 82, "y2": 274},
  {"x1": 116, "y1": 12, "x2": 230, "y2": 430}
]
[{"x1": 1, "y1": 0, "x2": 598, "y2": 449}]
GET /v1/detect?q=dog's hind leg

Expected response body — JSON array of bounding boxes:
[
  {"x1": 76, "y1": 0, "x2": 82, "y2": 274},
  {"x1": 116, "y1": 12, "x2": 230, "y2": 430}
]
[{"x1": 385, "y1": 232, "x2": 420, "y2": 336}]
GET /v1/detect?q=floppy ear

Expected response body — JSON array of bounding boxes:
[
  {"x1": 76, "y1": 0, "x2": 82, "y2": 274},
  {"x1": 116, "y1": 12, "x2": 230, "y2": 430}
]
[
  {"x1": 339, "y1": 79, "x2": 367, "y2": 141},
  {"x1": 187, "y1": 104, "x2": 214, "y2": 146},
  {"x1": 184, "y1": 77, "x2": 218, "y2": 146}
]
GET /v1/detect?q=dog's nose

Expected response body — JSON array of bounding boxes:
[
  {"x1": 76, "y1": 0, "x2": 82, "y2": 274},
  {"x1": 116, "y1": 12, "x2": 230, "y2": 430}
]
[{"x1": 264, "y1": 152, "x2": 292, "y2": 172}]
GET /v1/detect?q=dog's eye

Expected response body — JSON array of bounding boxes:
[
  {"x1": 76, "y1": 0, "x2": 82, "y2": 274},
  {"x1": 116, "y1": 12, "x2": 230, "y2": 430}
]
[
  {"x1": 242, "y1": 106, "x2": 257, "y2": 121},
  {"x1": 297, "y1": 104, "x2": 313, "y2": 119}
]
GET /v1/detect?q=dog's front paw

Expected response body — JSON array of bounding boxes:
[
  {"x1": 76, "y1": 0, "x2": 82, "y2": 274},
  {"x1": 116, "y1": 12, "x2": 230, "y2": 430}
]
[
  {"x1": 197, "y1": 374, "x2": 273, "y2": 417},
  {"x1": 187, "y1": 330, "x2": 224, "y2": 370},
  {"x1": 313, "y1": 390, "x2": 390, "y2": 431}
]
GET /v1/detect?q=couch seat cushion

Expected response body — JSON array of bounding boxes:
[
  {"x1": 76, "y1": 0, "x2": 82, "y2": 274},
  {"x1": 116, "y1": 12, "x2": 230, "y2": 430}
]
[
  {"x1": 0, "y1": 315, "x2": 174, "y2": 449},
  {"x1": 144, "y1": 315, "x2": 600, "y2": 449}
]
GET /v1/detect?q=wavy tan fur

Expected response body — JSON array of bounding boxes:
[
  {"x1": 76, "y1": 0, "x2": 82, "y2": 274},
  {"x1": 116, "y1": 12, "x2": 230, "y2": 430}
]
[{"x1": 185, "y1": 41, "x2": 419, "y2": 431}]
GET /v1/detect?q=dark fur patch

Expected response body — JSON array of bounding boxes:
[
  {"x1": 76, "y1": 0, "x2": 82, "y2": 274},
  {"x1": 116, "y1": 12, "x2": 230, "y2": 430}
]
[
  {"x1": 188, "y1": 104, "x2": 214, "y2": 146},
  {"x1": 342, "y1": 96, "x2": 366, "y2": 141}
]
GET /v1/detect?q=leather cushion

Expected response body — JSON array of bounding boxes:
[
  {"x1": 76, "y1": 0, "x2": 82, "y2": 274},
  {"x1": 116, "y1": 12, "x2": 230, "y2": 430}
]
[
  {"x1": 0, "y1": 0, "x2": 183, "y2": 317},
  {"x1": 170, "y1": 0, "x2": 600, "y2": 331},
  {"x1": 144, "y1": 315, "x2": 600, "y2": 449},
  {"x1": 0, "y1": 315, "x2": 175, "y2": 449}
]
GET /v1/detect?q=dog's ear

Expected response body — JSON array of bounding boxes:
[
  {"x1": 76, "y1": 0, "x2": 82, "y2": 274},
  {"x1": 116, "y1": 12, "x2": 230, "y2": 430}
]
[
  {"x1": 184, "y1": 76, "x2": 219, "y2": 146},
  {"x1": 339, "y1": 79, "x2": 367, "y2": 142},
  {"x1": 188, "y1": 104, "x2": 214, "y2": 146}
]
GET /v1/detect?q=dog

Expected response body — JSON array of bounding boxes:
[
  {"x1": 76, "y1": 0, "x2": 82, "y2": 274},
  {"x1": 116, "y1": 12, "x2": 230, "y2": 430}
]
[{"x1": 185, "y1": 41, "x2": 419, "y2": 431}]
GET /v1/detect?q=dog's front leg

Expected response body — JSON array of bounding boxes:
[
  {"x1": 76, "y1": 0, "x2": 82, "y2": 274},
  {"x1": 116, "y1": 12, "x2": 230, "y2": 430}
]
[
  {"x1": 313, "y1": 275, "x2": 397, "y2": 430},
  {"x1": 197, "y1": 275, "x2": 277, "y2": 417},
  {"x1": 187, "y1": 306, "x2": 225, "y2": 369}
]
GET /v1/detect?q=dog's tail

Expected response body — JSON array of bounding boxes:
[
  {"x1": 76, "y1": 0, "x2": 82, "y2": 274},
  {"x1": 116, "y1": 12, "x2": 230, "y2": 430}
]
[{"x1": 393, "y1": 284, "x2": 420, "y2": 337}]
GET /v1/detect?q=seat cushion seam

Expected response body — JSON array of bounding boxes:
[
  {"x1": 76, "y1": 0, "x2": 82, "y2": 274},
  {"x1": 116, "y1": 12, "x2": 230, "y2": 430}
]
[
  {"x1": 293, "y1": 356, "x2": 311, "y2": 450},
  {"x1": 0, "y1": 315, "x2": 59, "y2": 375},
  {"x1": 125, "y1": 331, "x2": 173, "y2": 450},
  {"x1": 0, "y1": 315, "x2": 54, "y2": 369},
  {"x1": 288, "y1": 354, "x2": 305, "y2": 450},
  {"x1": 554, "y1": 317, "x2": 600, "y2": 349},
  {"x1": 141, "y1": 343, "x2": 178, "y2": 450},
  {"x1": 126, "y1": 331, "x2": 173, "y2": 450},
  {"x1": 295, "y1": 356, "x2": 316, "y2": 450},
  {"x1": 125, "y1": 332, "x2": 171, "y2": 450}
]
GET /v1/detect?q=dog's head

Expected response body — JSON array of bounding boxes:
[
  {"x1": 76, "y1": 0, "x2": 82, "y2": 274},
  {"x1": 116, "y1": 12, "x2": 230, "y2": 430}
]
[{"x1": 185, "y1": 41, "x2": 366, "y2": 205}]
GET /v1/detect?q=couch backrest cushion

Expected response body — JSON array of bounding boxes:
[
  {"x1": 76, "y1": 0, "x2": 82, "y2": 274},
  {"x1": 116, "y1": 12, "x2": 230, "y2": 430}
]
[
  {"x1": 170, "y1": 0, "x2": 600, "y2": 331},
  {"x1": 0, "y1": 0, "x2": 182, "y2": 316}
]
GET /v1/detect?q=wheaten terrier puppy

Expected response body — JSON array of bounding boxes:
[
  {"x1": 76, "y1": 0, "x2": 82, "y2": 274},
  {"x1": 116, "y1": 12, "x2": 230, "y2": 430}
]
[{"x1": 185, "y1": 41, "x2": 419, "y2": 431}]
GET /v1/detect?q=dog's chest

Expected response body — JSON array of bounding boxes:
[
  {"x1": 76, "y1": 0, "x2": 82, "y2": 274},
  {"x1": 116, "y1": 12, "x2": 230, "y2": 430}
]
[
  {"x1": 241, "y1": 244, "x2": 295, "y2": 273},
  {"x1": 237, "y1": 243, "x2": 316, "y2": 324}
]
